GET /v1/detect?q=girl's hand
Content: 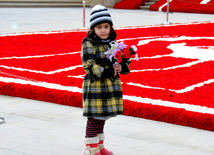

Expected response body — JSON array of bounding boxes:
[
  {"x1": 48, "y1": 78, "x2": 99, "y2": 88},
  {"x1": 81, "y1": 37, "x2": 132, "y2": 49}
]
[{"x1": 113, "y1": 64, "x2": 122, "y2": 76}]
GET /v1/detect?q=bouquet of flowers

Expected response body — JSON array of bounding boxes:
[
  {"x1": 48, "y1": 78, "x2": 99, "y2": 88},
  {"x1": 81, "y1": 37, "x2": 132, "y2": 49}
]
[{"x1": 104, "y1": 41, "x2": 139, "y2": 64}]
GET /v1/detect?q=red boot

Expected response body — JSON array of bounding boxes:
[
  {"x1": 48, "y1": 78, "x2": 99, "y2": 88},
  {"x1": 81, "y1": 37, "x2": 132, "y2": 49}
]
[
  {"x1": 83, "y1": 137, "x2": 101, "y2": 155},
  {"x1": 97, "y1": 134, "x2": 113, "y2": 155}
]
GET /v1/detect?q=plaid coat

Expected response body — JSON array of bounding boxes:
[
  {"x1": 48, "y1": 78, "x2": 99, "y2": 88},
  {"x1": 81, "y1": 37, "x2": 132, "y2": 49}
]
[{"x1": 81, "y1": 35, "x2": 130, "y2": 118}]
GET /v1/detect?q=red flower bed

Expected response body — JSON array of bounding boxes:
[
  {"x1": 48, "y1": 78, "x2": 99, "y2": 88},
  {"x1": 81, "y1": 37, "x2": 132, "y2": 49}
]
[
  {"x1": 150, "y1": 0, "x2": 214, "y2": 14},
  {"x1": 114, "y1": 0, "x2": 147, "y2": 9},
  {"x1": 1, "y1": 21, "x2": 214, "y2": 131}
]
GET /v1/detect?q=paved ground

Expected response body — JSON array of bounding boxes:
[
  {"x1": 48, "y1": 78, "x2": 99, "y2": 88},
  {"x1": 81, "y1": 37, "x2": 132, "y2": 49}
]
[
  {"x1": 0, "y1": 7, "x2": 214, "y2": 155},
  {"x1": 0, "y1": 8, "x2": 214, "y2": 34}
]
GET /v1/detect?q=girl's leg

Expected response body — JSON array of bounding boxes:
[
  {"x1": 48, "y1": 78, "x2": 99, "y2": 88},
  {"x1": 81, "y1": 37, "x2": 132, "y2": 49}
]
[
  {"x1": 97, "y1": 119, "x2": 105, "y2": 134},
  {"x1": 86, "y1": 118, "x2": 99, "y2": 138},
  {"x1": 97, "y1": 120, "x2": 113, "y2": 155},
  {"x1": 84, "y1": 118, "x2": 101, "y2": 155}
]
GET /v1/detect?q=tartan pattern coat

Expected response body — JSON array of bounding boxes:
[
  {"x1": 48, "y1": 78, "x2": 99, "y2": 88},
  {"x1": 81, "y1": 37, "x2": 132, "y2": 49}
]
[{"x1": 81, "y1": 34, "x2": 130, "y2": 118}]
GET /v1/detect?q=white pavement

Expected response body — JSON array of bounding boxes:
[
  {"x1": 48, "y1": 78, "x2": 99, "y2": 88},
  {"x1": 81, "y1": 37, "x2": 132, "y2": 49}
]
[
  {"x1": 0, "y1": 8, "x2": 214, "y2": 34},
  {"x1": 0, "y1": 8, "x2": 214, "y2": 155}
]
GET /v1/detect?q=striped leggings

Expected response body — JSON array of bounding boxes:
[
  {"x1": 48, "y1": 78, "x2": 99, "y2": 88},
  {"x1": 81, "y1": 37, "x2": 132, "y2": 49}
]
[{"x1": 85, "y1": 118, "x2": 106, "y2": 138}]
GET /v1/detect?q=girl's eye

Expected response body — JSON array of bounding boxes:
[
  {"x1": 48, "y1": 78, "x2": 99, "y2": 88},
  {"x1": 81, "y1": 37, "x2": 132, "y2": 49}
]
[{"x1": 105, "y1": 26, "x2": 109, "y2": 29}]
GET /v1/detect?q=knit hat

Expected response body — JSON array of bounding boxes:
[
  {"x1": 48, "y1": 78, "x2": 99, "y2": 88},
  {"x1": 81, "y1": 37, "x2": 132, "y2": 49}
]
[{"x1": 90, "y1": 5, "x2": 113, "y2": 29}]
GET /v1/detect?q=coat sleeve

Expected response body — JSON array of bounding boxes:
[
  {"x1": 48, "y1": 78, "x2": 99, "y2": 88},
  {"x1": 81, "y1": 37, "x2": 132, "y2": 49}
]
[
  {"x1": 81, "y1": 41, "x2": 114, "y2": 80},
  {"x1": 120, "y1": 58, "x2": 131, "y2": 75}
]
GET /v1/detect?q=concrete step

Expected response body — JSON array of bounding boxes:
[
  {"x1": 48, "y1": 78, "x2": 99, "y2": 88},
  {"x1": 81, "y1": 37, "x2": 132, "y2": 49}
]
[
  {"x1": 140, "y1": 5, "x2": 150, "y2": 10},
  {"x1": 140, "y1": 0, "x2": 159, "y2": 10},
  {"x1": 0, "y1": 0, "x2": 88, "y2": 7},
  {"x1": 149, "y1": 0, "x2": 159, "y2": 2},
  {"x1": 144, "y1": 1, "x2": 156, "y2": 5}
]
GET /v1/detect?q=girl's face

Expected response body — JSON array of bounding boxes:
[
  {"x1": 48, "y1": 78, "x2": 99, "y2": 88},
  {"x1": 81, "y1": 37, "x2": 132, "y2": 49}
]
[{"x1": 94, "y1": 23, "x2": 111, "y2": 40}]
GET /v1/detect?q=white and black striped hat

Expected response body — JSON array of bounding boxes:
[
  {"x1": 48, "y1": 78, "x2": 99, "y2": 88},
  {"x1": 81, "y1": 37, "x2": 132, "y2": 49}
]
[{"x1": 90, "y1": 5, "x2": 113, "y2": 29}]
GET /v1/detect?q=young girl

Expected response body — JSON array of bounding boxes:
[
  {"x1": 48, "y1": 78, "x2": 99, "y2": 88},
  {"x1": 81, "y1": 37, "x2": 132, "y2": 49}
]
[{"x1": 81, "y1": 5, "x2": 130, "y2": 155}]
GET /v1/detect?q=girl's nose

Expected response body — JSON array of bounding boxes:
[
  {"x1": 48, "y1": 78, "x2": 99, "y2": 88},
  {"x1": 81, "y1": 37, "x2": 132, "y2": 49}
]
[{"x1": 101, "y1": 28, "x2": 105, "y2": 32}]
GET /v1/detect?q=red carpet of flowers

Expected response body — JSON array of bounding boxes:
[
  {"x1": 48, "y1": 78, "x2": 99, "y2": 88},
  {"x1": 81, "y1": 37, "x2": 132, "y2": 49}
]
[
  {"x1": 114, "y1": 0, "x2": 147, "y2": 9},
  {"x1": 150, "y1": 0, "x2": 214, "y2": 14},
  {"x1": 1, "y1": 22, "x2": 214, "y2": 131}
]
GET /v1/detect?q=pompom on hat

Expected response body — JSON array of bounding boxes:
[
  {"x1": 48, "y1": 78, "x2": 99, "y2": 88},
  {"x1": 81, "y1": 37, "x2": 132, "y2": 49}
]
[{"x1": 90, "y1": 5, "x2": 113, "y2": 29}]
